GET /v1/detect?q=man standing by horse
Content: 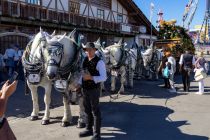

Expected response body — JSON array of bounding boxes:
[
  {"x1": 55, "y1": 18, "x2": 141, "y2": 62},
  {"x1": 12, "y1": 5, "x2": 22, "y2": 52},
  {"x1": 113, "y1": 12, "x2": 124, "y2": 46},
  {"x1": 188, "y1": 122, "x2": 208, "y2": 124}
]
[
  {"x1": 179, "y1": 49, "x2": 195, "y2": 92},
  {"x1": 78, "y1": 42, "x2": 106, "y2": 140}
]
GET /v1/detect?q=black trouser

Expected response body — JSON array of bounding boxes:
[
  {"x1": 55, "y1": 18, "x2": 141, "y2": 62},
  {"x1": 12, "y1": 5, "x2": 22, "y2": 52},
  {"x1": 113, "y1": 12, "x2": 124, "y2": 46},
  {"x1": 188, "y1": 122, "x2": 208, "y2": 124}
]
[
  {"x1": 163, "y1": 77, "x2": 170, "y2": 88},
  {"x1": 182, "y1": 69, "x2": 191, "y2": 91},
  {"x1": 82, "y1": 87, "x2": 101, "y2": 136}
]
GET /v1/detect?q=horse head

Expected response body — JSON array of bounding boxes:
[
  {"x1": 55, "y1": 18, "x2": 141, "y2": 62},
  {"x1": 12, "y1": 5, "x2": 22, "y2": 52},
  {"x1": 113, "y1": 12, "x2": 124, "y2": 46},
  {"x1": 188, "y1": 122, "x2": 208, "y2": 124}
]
[
  {"x1": 22, "y1": 28, "x2": 53, "y2": 72},
  {"x1": 44, "y1": 29, "x2": 80, "y2": 80},
  {"x1": 141, "y1": 48, "x2": 153, "y2": 67},
  {"x1": 102, "y1": 39, "x2": 125, "y2": 68}
]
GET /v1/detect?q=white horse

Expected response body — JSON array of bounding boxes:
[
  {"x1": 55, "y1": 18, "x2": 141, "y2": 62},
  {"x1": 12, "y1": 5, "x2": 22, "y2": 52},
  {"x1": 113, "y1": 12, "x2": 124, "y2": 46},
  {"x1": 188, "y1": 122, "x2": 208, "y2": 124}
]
[
  {"x1": 124, "y1": 42, "x2": 138, "y2": 88},
  {"x1": 134, "y1": 46, "x2": 144, "y2": 79},
  {"x1": 141, "y1": 44, "x2": 162, "y2": 80},
  {"x1": 22, "y1": 29, "x2": 54, "y2": 125},
  {"x1": 43, "y1": 29, "x2": 86, "y2": 127},
  {"x1": 99, "y1": 39, "x2": 136, "y2": 94}
]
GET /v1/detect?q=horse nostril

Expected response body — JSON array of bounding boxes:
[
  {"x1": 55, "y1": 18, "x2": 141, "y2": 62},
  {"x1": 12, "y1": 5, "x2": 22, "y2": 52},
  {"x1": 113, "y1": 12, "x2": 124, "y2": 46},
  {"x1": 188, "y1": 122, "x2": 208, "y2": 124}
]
[{"x1": 48, "y1": 73, "x2": 56, "y2": 79}]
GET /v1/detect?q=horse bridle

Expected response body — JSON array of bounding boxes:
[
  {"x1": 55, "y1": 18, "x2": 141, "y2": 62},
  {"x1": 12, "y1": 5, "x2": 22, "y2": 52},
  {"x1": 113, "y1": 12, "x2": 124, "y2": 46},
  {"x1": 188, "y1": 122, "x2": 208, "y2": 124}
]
[
  {"x1": 23, "y1": 37, "x2": 46, "y2": 72},
  {"x1": 46, "y1": 42, "x2": 64, "y2": 67}
]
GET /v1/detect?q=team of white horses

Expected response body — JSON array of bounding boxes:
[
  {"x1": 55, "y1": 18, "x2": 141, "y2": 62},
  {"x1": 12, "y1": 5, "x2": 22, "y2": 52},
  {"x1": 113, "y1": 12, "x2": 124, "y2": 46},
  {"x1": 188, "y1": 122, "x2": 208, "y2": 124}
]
[{"x1": 22, "y1": 28, "x2": 162, "y2": 127}]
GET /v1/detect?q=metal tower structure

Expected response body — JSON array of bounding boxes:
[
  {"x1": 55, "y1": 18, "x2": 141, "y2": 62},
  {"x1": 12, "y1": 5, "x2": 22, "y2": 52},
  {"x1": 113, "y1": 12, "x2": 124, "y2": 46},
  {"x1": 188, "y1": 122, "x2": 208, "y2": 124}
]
[
  {"x1": 199, "y1": 0, "x2": 210, "y2": 43},
  {"x1": 182, "y1": 0, "x2": 199, "y2": 29},
  {"x1": 157, "y1": 9, "x2": 164, "y2": 27}
]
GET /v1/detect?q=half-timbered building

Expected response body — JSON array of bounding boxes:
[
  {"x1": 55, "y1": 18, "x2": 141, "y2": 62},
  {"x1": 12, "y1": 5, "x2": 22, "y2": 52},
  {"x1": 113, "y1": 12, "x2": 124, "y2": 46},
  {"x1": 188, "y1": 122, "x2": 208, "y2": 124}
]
[{"x1": 0, "y1": 0, "x2": 158, "y2": 53}]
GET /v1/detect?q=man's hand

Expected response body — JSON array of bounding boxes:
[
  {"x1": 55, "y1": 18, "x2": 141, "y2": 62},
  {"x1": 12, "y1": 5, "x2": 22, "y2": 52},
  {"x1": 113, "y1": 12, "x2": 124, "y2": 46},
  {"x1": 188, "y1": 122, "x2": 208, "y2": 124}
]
[
  {"x1": 179, "y1": 68, "x2": 182, "y2": 73},
  {"x1": 1, "y1": 80, "x2": 18, "y2": 99},
  {"x1": 83, "y1": 74, "x2": 93, "y2": 81}
]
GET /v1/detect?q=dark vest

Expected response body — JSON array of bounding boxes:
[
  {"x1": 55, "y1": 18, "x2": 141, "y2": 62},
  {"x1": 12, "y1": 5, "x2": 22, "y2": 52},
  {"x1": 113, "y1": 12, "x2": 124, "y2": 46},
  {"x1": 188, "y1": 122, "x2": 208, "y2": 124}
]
[
  {"x1": 82, "y1": 56, "x2": 100, "y2": 89},
  {"x1": 183, "y1": 53, "x2": 193, "y2": 68}
]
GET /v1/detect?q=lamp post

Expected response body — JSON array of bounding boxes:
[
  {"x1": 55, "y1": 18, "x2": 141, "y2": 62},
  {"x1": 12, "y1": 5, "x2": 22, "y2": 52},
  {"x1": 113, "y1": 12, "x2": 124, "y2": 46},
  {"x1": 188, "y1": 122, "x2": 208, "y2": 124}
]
[{"x1": 150, "y1": 2, "x2": 155, "y2": 45}]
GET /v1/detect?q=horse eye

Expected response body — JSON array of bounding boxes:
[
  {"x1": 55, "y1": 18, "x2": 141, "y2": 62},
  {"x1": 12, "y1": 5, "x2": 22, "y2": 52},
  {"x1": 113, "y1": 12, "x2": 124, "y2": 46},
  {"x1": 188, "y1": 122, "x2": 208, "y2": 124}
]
[{"x1": 48, "y1": 50, "x2": 52, "y2": 54}]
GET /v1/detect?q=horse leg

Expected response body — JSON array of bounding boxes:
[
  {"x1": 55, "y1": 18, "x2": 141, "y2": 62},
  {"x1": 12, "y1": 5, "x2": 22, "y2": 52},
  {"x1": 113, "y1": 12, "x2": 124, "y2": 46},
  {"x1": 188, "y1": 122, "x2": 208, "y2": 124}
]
[
  {"x1": 111, "y1": 75, "x2": 116, "y2": 94},
  {"x1": 29, "y1": 84, "x2": 39, "y2": 121},
  {"x1": 155, "y1": 71, "x2": 159, "y2": 80},
  {"x1": 118, "y1": 67, "x2": 126, "y2": 94},
  {"x1": 100, "y1": 82, "x2": 105, "y2": 96},
  {"x1": 61, "y1": 93, "x2": 72, "y2": 127},
  {"x1": 77, "y1": 96, "x2": 86, "y2": 128},
  {"x1": 41, "y1": 85, "x2": 52, "y2": 125},
  {"x1": 138, "y1": 60, "x2": 144, "y2": 79},
  {"x1": 129, "y1": 70, "x2": 134, "y2": 88}
]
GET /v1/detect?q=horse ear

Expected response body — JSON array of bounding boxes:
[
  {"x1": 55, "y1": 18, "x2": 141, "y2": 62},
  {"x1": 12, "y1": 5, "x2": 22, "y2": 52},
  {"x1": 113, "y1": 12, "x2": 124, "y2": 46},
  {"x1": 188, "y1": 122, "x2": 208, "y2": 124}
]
[
  {"x1": 51, "y1": 30, "x2": 56, "y2": 36},
  {"x1": 118, "y1": 38, "x2": 123, "y2": 45},
  {"x1": 68, "y1": 28, "x2": 80, "y2": 45},
  {"x1": 40, "y1": 27, "x2": 43, "y2": 32},
  {"x1": 68, "y1": 28, "x2": 77, "y2": 39},
  {"x1": 95, "y1": 38, "x2": 100, "y2": 45},
  {"x1": 58, "y1": 33, "x2": 66, "y2": 42},
  {"x1": 81, "y1": 43, "x2": 85, "y2": 48}
]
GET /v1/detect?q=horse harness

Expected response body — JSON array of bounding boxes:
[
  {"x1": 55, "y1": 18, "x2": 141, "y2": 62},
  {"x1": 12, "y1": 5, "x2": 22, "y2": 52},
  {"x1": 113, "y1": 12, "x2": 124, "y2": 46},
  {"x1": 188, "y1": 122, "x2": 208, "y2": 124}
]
[
  {"x1": 149, "y1": 50, "x2": 159, "y2": 73},
  {"x1": 110, "y1": 47, "x2": 127, "y2": 70},
  {"x1": 53, "y1": 41, "x2": 81, "y2": 93},
  {"x1": 22, "y1": 37, "x2": 46, "y2": 85}
]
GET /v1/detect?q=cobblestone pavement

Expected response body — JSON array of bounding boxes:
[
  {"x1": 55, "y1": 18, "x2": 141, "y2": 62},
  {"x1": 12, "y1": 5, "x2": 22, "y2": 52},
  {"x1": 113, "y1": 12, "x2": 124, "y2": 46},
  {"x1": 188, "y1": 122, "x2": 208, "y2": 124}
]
[{"x1": 4, "y1": 56, "x2": 210, "y2": 140}]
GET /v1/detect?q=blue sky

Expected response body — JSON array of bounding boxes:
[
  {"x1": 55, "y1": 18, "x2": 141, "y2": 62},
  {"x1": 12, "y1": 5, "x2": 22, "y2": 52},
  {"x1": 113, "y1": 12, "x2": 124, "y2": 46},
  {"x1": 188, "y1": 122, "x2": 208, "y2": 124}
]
[{"x1": 133, "y1": 0, "x2": 206, "y2": 29}]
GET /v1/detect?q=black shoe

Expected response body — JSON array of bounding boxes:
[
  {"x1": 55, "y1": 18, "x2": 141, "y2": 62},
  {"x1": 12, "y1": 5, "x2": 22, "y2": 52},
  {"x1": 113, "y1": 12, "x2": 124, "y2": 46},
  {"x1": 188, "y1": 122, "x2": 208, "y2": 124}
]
[
  {"x1": 91, "y1": 134, "x2": 101, "y2": 140},
  {"x1": 76, "y1": 122, "x2": 86, "y2": 128},
  {"x1": 79, "y1": 130, "x2": 93, "y2": 137}
]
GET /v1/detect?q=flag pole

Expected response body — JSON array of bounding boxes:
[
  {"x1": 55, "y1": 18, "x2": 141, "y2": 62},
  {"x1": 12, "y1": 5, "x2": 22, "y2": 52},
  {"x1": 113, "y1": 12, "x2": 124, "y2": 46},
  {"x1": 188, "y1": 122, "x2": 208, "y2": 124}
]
[{"x1": 150, "y1": 3, "x2": 154, "y2": 45}]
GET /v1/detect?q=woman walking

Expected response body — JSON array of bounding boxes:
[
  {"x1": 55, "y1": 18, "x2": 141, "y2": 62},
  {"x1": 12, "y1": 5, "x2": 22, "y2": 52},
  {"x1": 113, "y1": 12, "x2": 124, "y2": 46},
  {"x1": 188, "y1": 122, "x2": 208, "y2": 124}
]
[{"x1": 194, "y1": 52, "x2": 207, "y2": 95}]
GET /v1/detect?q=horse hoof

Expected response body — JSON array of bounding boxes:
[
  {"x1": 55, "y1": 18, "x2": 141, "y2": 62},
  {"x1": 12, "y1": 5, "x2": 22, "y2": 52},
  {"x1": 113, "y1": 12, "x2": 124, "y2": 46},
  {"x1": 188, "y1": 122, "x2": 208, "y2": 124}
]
[
  {"x1": 30, "y1": 116, "x2": 38, "y2": 121},
  {"x1": 111, "y1": 90, "x2": 115, "y2": 94},
  {"x1": 41, "y1": 120, "x2": 50, "y2": 125},
  {"x1": 76, "y1": 122, "x2": 86, "y2": 128},
  {"x1": 118, "y1": 91, "x2": 124, "y2": 94},
  {"x1": 61, "y1": 122, "x2": 71, "y2": 127},
  {"x1": 70, "y1": 101, "x2": 76, "y2": 105},
  {"x1": 127, "y1": 85, "x2": 133, "y2": 89}
]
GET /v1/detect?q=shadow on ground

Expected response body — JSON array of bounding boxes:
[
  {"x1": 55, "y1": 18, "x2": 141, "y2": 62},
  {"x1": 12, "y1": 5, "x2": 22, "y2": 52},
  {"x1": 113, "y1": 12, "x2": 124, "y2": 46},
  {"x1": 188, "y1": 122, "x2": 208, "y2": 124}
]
[{"x1": 100, "y1": 102, "x2": 208, "y2": 140}]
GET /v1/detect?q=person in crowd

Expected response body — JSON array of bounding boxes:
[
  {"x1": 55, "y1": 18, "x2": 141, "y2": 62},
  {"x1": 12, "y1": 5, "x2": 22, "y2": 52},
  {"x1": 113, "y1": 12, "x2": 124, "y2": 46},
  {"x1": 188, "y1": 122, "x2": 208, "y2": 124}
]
[
  {"x1": 13, "y1": 45, "x2": 19, "y2": 72},
  {"x1": 0, "y1": 80, "x2": 18, "y2": 140},
  {"x1": 166, "y1": 52, "x2": 176, "y2": 93},
  {"x1": 78, "y1": 42, "x2": 107, "y2": 140},
  {"x1": 194, "y1": 51, "x2": 207, "y2": 95},
  {"x1": 158, "y1": 51, "x2": 170, "y2": 88},
  {"x1": 0, "y1": 53, "x2": 5, "y2": 83},
  {"x1": 4, "y1": 45, "x2": 16, "y2": 77},
  {"x1": 15, "y1": 45, "x2": 24, "y2": 81},
  {"x1": 179, "y1": 49, "x2": 195, "y2": 92}
]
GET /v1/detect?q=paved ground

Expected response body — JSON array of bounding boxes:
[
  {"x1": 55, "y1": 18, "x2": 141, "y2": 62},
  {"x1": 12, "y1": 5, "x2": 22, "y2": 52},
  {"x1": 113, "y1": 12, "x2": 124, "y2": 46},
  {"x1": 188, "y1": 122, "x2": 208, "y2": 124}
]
[{"x1": 4, "y1": 56, "x2": 210, "y2": 140}]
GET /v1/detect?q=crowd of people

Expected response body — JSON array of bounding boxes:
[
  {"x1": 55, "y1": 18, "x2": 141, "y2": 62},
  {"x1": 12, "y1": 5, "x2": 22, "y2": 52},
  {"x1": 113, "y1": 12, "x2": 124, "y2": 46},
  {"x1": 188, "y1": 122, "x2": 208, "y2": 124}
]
[
  {"x1": 0, "y1": 44, "x2": 24, "y2": 83},
  {"x1": 0, "y1": 42, "x2": 209, "y2": 140},
  {"x1": 159, "y1": 48, "x2": 209, "y2": 95}
]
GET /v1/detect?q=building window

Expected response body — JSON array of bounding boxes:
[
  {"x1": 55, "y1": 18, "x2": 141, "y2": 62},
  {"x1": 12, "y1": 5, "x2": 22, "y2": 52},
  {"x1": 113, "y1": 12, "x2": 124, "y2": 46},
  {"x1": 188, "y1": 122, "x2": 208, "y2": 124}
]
[
  {"x1": 97, "y1": 9, "x2": 104, "y2": 20},
  {"x1": 26, "y1": 0, "x2": 40, "y2": 5},
  {"x1": 117, "y1": 14, "x2": 123, "y2": 23},
  {"x1": 69, "y1": 1, "x2": 80, "y2": 14}
]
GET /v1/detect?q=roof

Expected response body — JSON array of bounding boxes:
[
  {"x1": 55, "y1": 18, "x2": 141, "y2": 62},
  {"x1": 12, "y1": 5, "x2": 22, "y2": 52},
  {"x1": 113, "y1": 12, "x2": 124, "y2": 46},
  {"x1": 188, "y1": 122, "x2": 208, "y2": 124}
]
[{"x1": 118, "y1": 0, "x2": 158, "y2": 36}]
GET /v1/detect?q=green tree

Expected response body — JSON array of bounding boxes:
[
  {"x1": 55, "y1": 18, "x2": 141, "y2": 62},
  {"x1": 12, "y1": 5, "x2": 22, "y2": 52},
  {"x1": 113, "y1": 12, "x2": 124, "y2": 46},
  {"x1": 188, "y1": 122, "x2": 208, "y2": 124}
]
[{"x1": 158, "y1": 24, "x2": 195, "y2": 54}]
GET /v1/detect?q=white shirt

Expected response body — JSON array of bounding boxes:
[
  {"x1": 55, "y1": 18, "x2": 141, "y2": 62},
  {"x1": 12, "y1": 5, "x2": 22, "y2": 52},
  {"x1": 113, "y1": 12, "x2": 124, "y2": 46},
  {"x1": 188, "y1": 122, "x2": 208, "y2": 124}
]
[
  {"x1": 5, "y1": 48, "x2": 16, "y2": 58},
  {"x1": 167, "y1": 56, "x2": 176, "y2": 74},
  {"x1": 78, "y1": 59, "x2": 107, "y2": 85},
  {"x1": 179, "y1": 54, "x2": 195, "y2": 65}
]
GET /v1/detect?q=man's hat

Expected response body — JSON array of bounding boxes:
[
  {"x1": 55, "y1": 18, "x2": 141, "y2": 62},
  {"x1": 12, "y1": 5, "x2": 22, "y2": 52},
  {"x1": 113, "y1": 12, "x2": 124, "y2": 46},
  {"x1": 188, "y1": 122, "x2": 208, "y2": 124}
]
[{"x1": 82, "y1": 42, "x2": 97, "y2": 50}]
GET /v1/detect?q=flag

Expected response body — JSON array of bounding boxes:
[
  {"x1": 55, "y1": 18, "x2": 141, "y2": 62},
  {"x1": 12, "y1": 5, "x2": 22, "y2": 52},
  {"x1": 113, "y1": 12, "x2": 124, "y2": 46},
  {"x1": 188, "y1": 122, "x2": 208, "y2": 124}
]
[{"x1": 150, "y1": 2, "x2": 155, "y2": 22}]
